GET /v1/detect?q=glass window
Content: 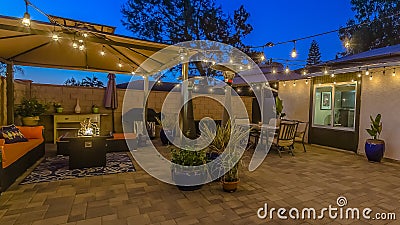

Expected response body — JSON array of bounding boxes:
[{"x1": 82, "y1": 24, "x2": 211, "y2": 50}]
[
  {"x1": 314, "y1": 86, "x2": 333, "y2": 126},
  {"x1": 313, "y1": 82, "x2": 356, "y2": 130}
]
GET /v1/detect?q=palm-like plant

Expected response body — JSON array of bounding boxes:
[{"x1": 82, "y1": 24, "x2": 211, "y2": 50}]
[{"x1": 366, "y1": 114, "x2": 382, "y2": 140}]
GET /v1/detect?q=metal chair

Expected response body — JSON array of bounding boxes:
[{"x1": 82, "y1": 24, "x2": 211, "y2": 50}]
[
  {"x1": 294, "y1": 121, "x2": 309, "y2": 152},
  {"x1": 273, "y1": 121, "x2": 298, "y2": 157}
]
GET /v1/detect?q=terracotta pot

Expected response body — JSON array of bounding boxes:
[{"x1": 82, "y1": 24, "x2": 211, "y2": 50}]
[
  {"x1": 222, "y1": 180, "x2": 239, "y2": 193},
  {"x1": 22, "y1": 116, "x2": 39, "y2": 126}
]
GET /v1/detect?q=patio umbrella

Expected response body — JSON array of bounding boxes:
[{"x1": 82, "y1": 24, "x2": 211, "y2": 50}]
[{"x1": 104, "y1": 73, "x2": 118, "y2": 133}]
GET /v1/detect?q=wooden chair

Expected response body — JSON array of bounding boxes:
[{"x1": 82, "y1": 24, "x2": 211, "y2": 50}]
[
  {"x1": 294, "y1": 121, "x2": 309, "y2": 152},
  {"x1": 273, "y1": 121, "x2": 298, "y2": 157}
]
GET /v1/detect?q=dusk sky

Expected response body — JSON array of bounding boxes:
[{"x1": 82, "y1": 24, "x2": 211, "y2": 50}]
[{"x1": 0, "y1": 0, "x2": 354, "y2": 85}]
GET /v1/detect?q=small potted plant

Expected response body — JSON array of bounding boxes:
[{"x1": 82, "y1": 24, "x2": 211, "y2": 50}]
[
  {"x1": 170, "y1": 145, "x2": 207, "y2": 191},
  {"x1": 15, "y1": 99, "x2": 47, "y2": 126},
  {"x1": 53, "y1": 102, "x2": 63, "y2": 113},
  {"x1": 92, "y1": 105, "x2": 99, "y2": 114},
  {"x1": 365, "y1": 114, "x2": 385, "y2": 162}
]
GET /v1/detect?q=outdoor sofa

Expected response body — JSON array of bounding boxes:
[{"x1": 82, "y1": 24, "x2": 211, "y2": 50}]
[{"x1": 0, "y1": 126, "x2": 45, "y2": 193}]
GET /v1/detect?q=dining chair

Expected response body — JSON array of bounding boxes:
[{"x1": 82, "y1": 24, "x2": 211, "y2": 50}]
[
  {"x1": 294, "y1": 121, "x2": 309, "y2": 152},
  {"x1": 273, "y1": 120, "x2": 298, "y2": 157}
]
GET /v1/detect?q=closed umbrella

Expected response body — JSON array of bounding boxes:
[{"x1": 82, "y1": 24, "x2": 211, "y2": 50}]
[{"x1": 104, "y1": 73, "x2": 118, "y2": 133}]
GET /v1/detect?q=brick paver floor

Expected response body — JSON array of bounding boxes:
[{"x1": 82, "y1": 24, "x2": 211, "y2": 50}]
[{"x1": 1, "y1": 143, "x2": 400, "y2": 225}]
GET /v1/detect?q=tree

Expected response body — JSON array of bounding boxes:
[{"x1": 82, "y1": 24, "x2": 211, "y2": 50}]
[
  {"x1": 339, "y1": 0, "x2": 400, "y2": 55},
  {"x1": 64, "y1": 76, "x2": 104, "y2": 87},
  {"x1": 0, "y1": 63, "x2": 24, "y2": 77},
  {"x1": 306, "y1": 40, "x2": 322, "y2": 66}
]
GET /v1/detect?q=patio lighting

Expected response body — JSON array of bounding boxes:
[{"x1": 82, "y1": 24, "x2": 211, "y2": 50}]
[
  {"x1": 365, "y1": 68, "x2": 370, "y2": 76},
  {"x1": 305, "y1": 79, "x2": 309, "y2": 85},
  {"x1": 283, "y1": 81, "x2": 286, "y2": 87},
  {"x1": 118, "y1": 59, "x2": 123, "y2": 68},
  {"x1": 293, "y1": 81, "x2": 296, "y2": 87},
  {"x1": 369, "y1": 74, "x2": 373, "y2": 80},
  {"x1": 285, "y1": 65, "x2": 290, "y2": 74},
  {"x1": 331, "y1": 71, "x2": 335, "y2": 78},
  {"x1": 357, "y1": 67, "x2": 362, "y2": 77},
  {"x1": 52, "y1": 33, "x2": 59, "y2": 41},
  {"x1": 247, "y1": 65, "x2": 251, "y2": 70},
  {"x1": 272, "y1": 68, "x2": 277, "y2": 74},
  {"x1": 324, "y1": 67, "x2": 328, "y2": 75},
  {"x1": 345, "y1": 41, "x2": 350, "y2": 49},
  {"x1": 100, "y1": 46, "x2": 105, "y2": 56},
  {"x1": 72, "y1": 40, "x2": 78, "y2": 49},
  {"x1": 237, "y1": 88, "x2": 241, "y2": 93},
  {"x1": 291, "y1": 41, "x2": 297, "y2": 58},
  {"x1": 393, "y1": 68, "x2": 396, "y2": 77},
  {"x1": 302, "y1": 70, "x2": 307, "y2": 76},
  {"x1": 79, "y1": 44, "x2": 85, "y2": 51},
  {"x1": 21, "y1": 1, "x2": 31, "y2": 27},
  {"x1": 131, "y1": 71, "x2": 135, "y2": 75},
  {"x1": 351, "y1": 79, "x2": 355, "y2": 82},
  {"x1": 273, "y1": 83, "x2": 277, "y2": 88},
  {"x1": 83, "y1": 33, "x2": 88, "y2": 38}
]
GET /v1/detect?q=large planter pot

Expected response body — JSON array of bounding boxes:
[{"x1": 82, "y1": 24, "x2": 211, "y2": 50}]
[
  {"x1": 160, "y1": 129, "x2": 174, "y2": 145},
  {"x1": 22, "y1": 116, "x2": 40, "y2": 126},
  {"x1": 222, "y1": 180, "x2": 239, "y2": 193},
  {"x1": 172, "y1": 168, "x2": 207, "y2": 191},
  {"x1": 365, "y1": 139, "x2": 385, "y2": 162}
]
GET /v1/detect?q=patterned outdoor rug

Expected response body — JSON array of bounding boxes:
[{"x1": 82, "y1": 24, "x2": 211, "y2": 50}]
[{"x1": 20, "y1": 152, "x2": 135, "y2": 185}]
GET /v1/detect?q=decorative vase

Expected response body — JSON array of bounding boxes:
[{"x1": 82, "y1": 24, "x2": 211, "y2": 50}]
[
  {"x1": 56, "y1": 107, "x2": 63, "y2": 113},
  {"x1": 222, "y1": 180, "x2": 239, "y2": 193},
  {"x1": 22, "y1": 116, "x2": 39, "y2": 126},
  {"x1": 92, "y1": 107, "x2": 99, "y2": 114},
  {"x1": 74, "y1": 98, "x2": 81, "y2": 114},
  {"x1": 365, "y1": 139, "x2": 385, "y2": 162}
]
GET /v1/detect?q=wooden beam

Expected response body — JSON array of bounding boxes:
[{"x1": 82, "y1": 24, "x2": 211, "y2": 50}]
[{"x1": 6, "y1": 63, "x2": 14, "y2": 124}]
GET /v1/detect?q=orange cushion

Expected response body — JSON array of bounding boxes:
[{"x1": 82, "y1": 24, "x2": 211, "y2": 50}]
[
  {"x1": 0, "y1": 139, "x2": 4, "y2": 147},
  {"x1": 16, "y1": 126, "x2": 44, "y2": 139},
  {"x1": 2, "y1": 138, "x2": 43, "y2": 168},
  {"x1": 113, "y1": 133, "x2": 137, "y2": 140}
]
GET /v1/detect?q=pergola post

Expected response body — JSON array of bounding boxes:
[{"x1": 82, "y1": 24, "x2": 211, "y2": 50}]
[
  {"x1": 6, "y1": 63, "x2": 14, "y2": 125},
  {"x1": 143, "y1": 75, "x2": 149, "y2": 134},
  {"x1": 181, "y1": 63, "x2": 196, "y2": 140}
]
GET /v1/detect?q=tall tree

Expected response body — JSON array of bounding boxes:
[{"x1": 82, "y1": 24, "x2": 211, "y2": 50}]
[
  {"x1": 121, "y1": 0, "x2": 253, "y2": 50},
  {"x1": 0, "y1": 63, "x2": 24, "y2": 77},
  {"x1": 64, "y1": 76, "x2": 104, "y2": 88},
  {"x1": 306, "y1": 40, "x2": 322, "y2": 66},
  {"x1": 339, "y1": 0, "x2": 400, "y2": 55}
]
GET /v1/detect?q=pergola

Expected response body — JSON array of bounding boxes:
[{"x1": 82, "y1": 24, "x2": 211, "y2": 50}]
[{"x1": 0, "y1": 15, "x2": 193, "y2": 128}]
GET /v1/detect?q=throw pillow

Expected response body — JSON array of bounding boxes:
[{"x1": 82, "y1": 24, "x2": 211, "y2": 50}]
[{"x1": 0, "y1": 125, "x2": 28, "y2": 144}]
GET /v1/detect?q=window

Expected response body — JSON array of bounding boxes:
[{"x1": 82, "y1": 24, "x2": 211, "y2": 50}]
[{"x1": 313, "y1": 82, "x2": 356, "y2": 130}]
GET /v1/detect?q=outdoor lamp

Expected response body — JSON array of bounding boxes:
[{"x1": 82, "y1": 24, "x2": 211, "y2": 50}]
[
  {"x1": 291, "y1": 41, "x2": 297, "y2": 58},
  {"x1": 22, "y1": 12, "x2": 31, "y2": 27},
  {"x1": 285, "y1": 65, "x2": 290, "y2": 74},
  {"x1": 52, "y1": 33, "x2": 59, "y2": 41}
]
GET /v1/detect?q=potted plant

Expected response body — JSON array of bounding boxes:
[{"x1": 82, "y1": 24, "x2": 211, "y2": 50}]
[
  {"x1": 170, "y1": 146, "x2": 207, "y2": 191},
  {"x1": 156, "y1": 115, "x2": 176, "y2": 145},
  {"x1": 15, "y1": 99, "x2": 47, "y2": 126},
  {"x1": 201, "y1": 120, "x2": 250, "y2": 192},
  {"x1": 275, "y1": 96, "x2": 286, "y2": 122},
  {"x1": 365, "y1": 114, "x2": 385, "y2": 162},
  {"x1": 92, "y1": 105, "x2": 99, "y2": 114},
  {"x1": 53, "y1": 102, "x2": 63, "y2": 113}
]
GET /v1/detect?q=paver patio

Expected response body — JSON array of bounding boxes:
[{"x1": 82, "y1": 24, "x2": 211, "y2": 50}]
[{"x1": 0, "y1": 143, "x2": 399, "y2": 225}]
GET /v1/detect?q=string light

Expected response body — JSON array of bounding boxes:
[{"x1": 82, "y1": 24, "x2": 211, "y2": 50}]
[
  {"x1": 247, "y1": 65, "x2": 251, "y2": 70},
  {"x1": 237, "y1": 88, "x2": 241, "y2": 93},
  {"x1": 369, "y1": 75, "x2": 373, "y2": 80},
  {"x1": 393, "y1": 68, "x2": 396, "y2": 77},
  {"x1": 305, "y1": 79, "x2": 309, "y2": 85},
  {"x1": 79, "y1": 43, "x2": 85, "y2": 51},
  {"x1": 283, "y1": 81, "x2": 286, "y2": 87},
  {"x1": 293, "y1": 81, "x2": 296, "y2": 87},
  {"x1": 157, "y1": 80, "x2": 162, "y2": 84},
  {"x1": 100, "y1": 46, "x2": 105, "y2": 56},
  {"x1": 345, "y1": 41, "x2": 350, "y2": 49},
  {"x1": 273, "y1": 83, "x2": 277, "y2": 88},
  {"x1": 118, "y1": 59, "x2": 123, "y2": 68},
  {"x1": 72, "y1": 41, "x2": 78, "y2": 49},
  {"x1": 324, "y1": 67, "x2": 328, "y2": 75},
  {"x1": 131, "y1": 71, "x2": 135, "y2": 75},
  {"x1": 302, "y1": 70, "x2": 307, "y2": 76},
  {"x1": 291, "y1": 41, "x2": 297, "y2": 58},
  {"x1": 83, "y1": 33, "x2": 88, "y2": 38},
  {"x1": 331, "y1": 71, "x2": 335, "y2": 78},
  {"x1": 21, "y1": 1, "x2": 31, "y2": 27},
  {"x1": 357, "y1": 67, "x2": 362, "y2": 77},
  {"x1": 272, "y1": 67, "x2": 277, "y2": 74},
  {"x1": 239, "y1": 66, "x2": 243, "y2": 70},
  {"x1": 260, "y1": 47, "x2": 266, "y2": 61},
  {"x1": 351, "y1": 79, "x2": 355, "y2": 82},
  {"x1": 365, "y1": 67, "x2": 370, "y2": 76},
  {"x1": 285, "y1": 65, "x2": 290, "y2": 74}
]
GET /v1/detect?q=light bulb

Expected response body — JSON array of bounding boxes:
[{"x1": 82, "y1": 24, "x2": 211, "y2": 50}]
[
  {"x1": 79, "y1": 44, "x2": 85, "y2": 51},
  {"x1": 273, "y1": 83, "x2": 277, "y2": 88},
  {"x1": 52, "y1": 33, "x2": 59, "y2": 41},
  {"x1": 72, "y1": 41, "x2": 78, "y2": 49},
  {"x1": 303, "y1": 70, "x2": 307, "y2": 76},
  {"x1": 100, "y1": 50, "x2": 105, "y2": 56},
  {"x1": 291, "y1": 48, "x2": 297, "y2": 58},
  {"x1": 351, "y1": 79, "x2": 355, "y2": 82},
  {"x1": 333, "y1": 81, "x2": 337, "y2": 84},
  {"x1": 131, "y1": 71, "x2": 135, "y2": 75},
  {"x1": 283, "y1": 81, "x2": 286, "y2": 87},
  {"x1": 393, "y1": 68, "x2": 396, "y2": 77},
  {"x1": 237, "y1": 88, "x2": 241, "y2": 93},
  {"x1": 345, "y1": 41, "x2": 350, "y2": 49},
  {"x1": 22, "y1": 12, "x2": 31, "y2": 27},
  {"x1": 324, "y1": 68, "x2": 328, "y2": 75},
  {"x1": 369, "y1": 75, "x2": 373, "y2": 80},
  {"x1": 157, "y1": 80, "x2": 162, "y2": 84},
  {"x1": 239, "y1": 66, "x2": 243, "y2": 70},
  {"x1": 285, "y1": 66, "x2": 290, "y2": 74},
  {"x1": 247, "y1": 65, "x2": 251, "y2": 70},
  {"x1": 118, "y1": 63, "x2": 122, "y2": 68},
  {"x1": 272, "y1": 68, "x2": 277, "y2": 74},
  {"x1": 260, "y1": 54, "x2": 265, "y2": 61},
  {"x1": 365, "y1": 68, "x2": 370, "y2": 76},
  {"x1": 229, "y1": 59, "x2": 233, "y2": 64},
  {"x1": 305, "y1": 79, "x2": 309, "y2": 85},
  {"x1": 83, "y1": 33, "x2": 88, "y2": 38},
  {"x1": 331, "y1": 73, "x2": 335, "y2": 78},
  {"x1": 293, "y1": 81, "x2": 296, "y2": 87},
  {"x1": 358, "y1": 72, "x2": 362, "y2": 78}
]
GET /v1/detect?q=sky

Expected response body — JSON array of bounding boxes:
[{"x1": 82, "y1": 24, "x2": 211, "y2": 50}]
[{"x1": 0, "y1": 0, "x2": 355, "y2": 85}]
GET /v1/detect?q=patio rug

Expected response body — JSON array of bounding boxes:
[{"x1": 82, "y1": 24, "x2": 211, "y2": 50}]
[{"x1": 20, "y1": 152, "x2": 135, "y2": 185}]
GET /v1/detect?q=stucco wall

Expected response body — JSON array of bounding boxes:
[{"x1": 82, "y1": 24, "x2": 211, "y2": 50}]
[
  {"x1": 13, "y1": 80, "x2": 253, "y2": 142},
  {"x1": 358, "y1": 71, "x2": 400, "y2": 160},
  {"x1": 278, "y1": 80, "x2": 311, "y2": 141}
]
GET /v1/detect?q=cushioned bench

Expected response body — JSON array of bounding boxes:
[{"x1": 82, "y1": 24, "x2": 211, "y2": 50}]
[{"x1": 0, "y1": 126, "x2": 45, "y2": 192}]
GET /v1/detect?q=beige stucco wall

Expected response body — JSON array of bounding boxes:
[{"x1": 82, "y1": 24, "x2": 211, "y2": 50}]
[
  {"x1": 13, "y1": 81, "x2": 253, "y2": 141},
  {"x1": 278, "y1": 80, "x2": 311, "y2": 141},
  {"x1": 358, "y1": 71, "x2": 400, "y2": 160}
]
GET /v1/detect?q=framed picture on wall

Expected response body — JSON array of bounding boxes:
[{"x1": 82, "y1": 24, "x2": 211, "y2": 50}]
[{"x1": 321, "y1": 91, "x2": 332, "y2": 110}]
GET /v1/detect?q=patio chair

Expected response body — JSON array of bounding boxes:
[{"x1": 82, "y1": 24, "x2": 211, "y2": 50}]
[
  {"x1": 273, "y1": 120, "x2": 298, "y2": 157},
  {"x1": 294, "y1": 121, "x2": 309, "y2": 152}
]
